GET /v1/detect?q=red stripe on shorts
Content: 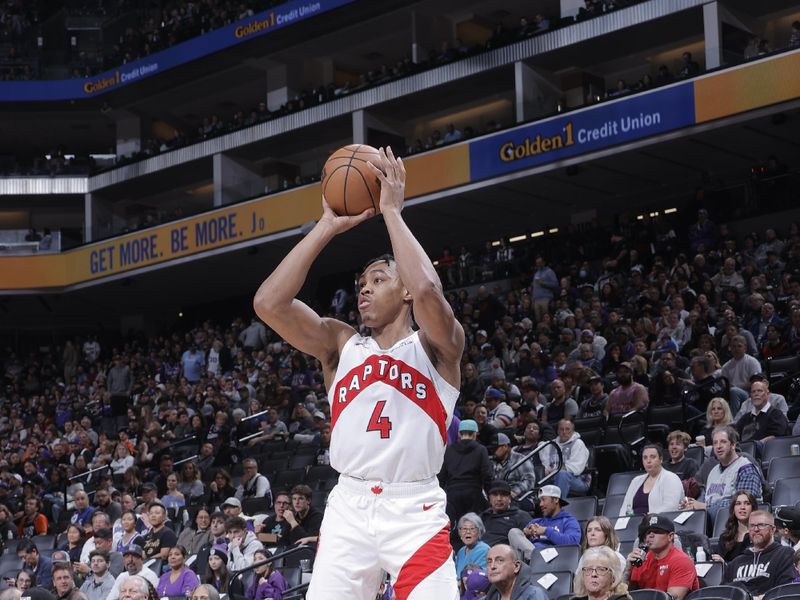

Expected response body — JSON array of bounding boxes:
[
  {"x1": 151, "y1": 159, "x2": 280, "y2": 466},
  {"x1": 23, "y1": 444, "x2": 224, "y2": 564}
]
[{"x1": 392, "y1": 524, "x2": 451, "y2": 600}]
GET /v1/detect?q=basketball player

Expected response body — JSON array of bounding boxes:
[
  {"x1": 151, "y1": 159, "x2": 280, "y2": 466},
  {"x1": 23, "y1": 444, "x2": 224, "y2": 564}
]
[{"x1": 253, "y1": 146, "x2": 463, "y2": 600}]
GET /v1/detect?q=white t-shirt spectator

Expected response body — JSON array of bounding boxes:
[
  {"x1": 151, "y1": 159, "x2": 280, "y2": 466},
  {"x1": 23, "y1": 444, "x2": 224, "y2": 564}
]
[{"x1": 720, "y1": 354, "x2": 762, "y2": 388}]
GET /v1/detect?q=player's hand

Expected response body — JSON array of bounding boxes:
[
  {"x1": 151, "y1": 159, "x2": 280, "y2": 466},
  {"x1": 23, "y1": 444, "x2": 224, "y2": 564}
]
[
  {"x1": 367, "y1": 146, "x2": 406, "y2": 215},
  {"x1": 318, "y1": 196, "x2": 374, "y2": 235}
]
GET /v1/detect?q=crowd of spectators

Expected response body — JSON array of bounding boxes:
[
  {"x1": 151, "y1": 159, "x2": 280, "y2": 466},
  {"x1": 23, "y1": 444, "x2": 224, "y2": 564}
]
[{"x1": 1, "y1": 188, "x2": 800, "y2": 598}]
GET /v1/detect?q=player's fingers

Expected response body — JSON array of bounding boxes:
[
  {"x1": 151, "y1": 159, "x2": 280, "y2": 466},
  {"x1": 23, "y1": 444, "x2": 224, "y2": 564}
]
[
  {"x1": 350, "y1": 209, "x2": 375, "y2": 225},
  {"x1": 366, "y1": 161, "x2": 388, "y2": 183},
  {"x1": 397, "y1": 156, "x2": 406, "y2": 181}
]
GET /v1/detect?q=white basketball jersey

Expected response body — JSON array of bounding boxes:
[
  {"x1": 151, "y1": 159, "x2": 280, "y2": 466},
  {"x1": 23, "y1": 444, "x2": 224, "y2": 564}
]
[{"x1": 327, "y1": 331, "x2": 458, "y2": 482}]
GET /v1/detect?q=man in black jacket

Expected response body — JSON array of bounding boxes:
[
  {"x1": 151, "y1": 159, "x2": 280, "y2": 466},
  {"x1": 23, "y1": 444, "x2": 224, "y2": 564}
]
[
  {"x1": 480, "y1": 481, "x2": 531, "y2": 546},
  {"x1": 439, "y1": 419, "x2": 492, "y2": 525},
  {"x1": 724, "y1": 510, "x2": 795, "y2": 598}
]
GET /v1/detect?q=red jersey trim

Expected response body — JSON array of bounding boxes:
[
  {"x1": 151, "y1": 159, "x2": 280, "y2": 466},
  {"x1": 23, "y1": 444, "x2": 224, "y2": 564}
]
[
  {"x1": 330, "y1": 354, "x2": 448, "y2": 444},
  {"x1": 393, "y1": 525, "x2": 452, "y2": 599}
]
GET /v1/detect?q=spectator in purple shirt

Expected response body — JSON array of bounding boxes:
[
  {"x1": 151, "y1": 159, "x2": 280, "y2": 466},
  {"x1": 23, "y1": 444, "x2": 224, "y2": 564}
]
[{"x1": 156, "y1": 546, "x2": 200, "y2": 597}]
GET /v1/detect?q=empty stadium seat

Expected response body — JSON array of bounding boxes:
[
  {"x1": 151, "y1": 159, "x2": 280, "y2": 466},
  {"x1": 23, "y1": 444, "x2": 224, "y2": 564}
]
[
  {"x1": 631, "y1": 590, "x2": 672, "y2": 600},
  {"x1": 528, "y1": 545, "x2": 581, "y2": 572},
  {"x1": 764, "y1": 437, "x2": 800, "y2": 469},
  {"x1": 565, "y1": 496, "x2": 598, "y2": 522},
  {"x1": 593, "y1": 444, "x2": 635, "y2": 492},
  {"x1": 662, "y1": 509, "x2": 706, "y2": 536},
  {"x1": 274, "y1": 469, "x2": 306, "y2": 488},
  {"x1": 289, "y1": 454, "x2": 317, "y2": 470},
  {"x1": 697, "y1": 561, "x2": 724, "y2": 587},
  {"x1": 607, "y1": 472, "x2": 643, "y2": 497},
  {"x1": 609, "y1": 515, "x2": 641, "y2": 542},
  {"x1": 772, "y1": 477, "x2": 800, "y2": 506},
  {"x1": 686, "y1": 445, "x2": 705, "y2": 466},
  {"x1": 767, "y1": 455, "x2": 800, "y2": 484},
  {"x1": 687, "y1": 585, "x2": 753, "y2": 600},
  {"x1": 530, "y1": 570, "x2": 573, "y2": 600},
  {"x1": 601, "y1": 494, "x2": 627, "y2": 518},
  {"x1": 242, "y1": 496, "x2": 272, "y2": 516},
  {"x1": 764, "y1": 583, "x2": 800, "y2": 600}
]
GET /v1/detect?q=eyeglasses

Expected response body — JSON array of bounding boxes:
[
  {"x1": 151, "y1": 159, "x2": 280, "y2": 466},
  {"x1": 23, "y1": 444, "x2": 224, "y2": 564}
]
[
  {"x1": 274, "y1": 500, "x2": 290, "y2": 506},
  {"x1": 748, "y1": 522, "x2": 774, "y2": 531},
  {"x1": 582, "y1": 566, "x2": 612, "y2": 575},
  {"x1": 458, "y1": 527, "x2": 478, "y2": 533}
]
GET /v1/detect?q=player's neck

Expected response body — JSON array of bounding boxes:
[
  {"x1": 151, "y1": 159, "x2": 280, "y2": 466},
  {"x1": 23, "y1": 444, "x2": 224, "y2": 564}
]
[{"x1": 369, "y1": 319, "x2": 414, "y2": 349}]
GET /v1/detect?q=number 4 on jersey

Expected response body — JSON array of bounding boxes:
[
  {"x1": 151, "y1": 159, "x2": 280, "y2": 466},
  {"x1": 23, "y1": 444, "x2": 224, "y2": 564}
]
[{"x1": 366, "y1": 400, "x2": 393, "y2": 439}]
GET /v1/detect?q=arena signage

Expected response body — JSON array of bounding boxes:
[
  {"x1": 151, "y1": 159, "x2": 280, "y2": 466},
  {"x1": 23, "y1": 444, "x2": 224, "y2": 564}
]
[
  {"x1": 468, "y1": 82, "x2": 696, "y2": 181},
  {"x1": 0, "y1": 0, "x2": 355, "y2": 102}
]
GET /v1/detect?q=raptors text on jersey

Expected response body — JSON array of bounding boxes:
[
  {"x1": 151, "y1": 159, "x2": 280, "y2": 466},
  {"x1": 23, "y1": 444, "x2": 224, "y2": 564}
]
[{"x1": 328, "y1": 332, "x2": 459, "y2": 482}]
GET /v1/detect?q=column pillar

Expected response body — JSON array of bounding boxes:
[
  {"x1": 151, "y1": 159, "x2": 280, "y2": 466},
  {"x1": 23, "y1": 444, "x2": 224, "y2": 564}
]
[
  {"x1": 213, "y1": 153, "x2": 265, "y2": 207},
  {"x1": 703, "y1": 1, "x2": 723, "y2": 70},
  {"x1": 115, "y1": 111, "x2": 142, "y2": 159}
]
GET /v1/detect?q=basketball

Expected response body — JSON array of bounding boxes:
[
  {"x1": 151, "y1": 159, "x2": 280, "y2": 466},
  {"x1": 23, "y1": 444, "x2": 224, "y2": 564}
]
[{"x1": 321, "y1": 144, "x2": 382, "y2": 216}]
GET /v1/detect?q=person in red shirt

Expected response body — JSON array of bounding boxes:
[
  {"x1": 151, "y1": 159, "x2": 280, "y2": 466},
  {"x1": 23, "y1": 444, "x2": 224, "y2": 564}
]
[
  {"x1": 17, "y1": 497, "x2": 48, "y2": 538},
  {"x1": 624, "y1": 514, "x2": 699, "y2": 600}
]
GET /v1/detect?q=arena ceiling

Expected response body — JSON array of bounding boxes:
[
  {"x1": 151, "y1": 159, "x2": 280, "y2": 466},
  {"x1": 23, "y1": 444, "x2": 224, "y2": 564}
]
[{"x1": 1, "y1": 102, "x2": 799, "y2": 333}]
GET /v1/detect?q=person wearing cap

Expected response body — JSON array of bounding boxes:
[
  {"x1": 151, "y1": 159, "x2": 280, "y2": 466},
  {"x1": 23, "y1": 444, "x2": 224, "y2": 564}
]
[
  {"x1": 79, "y1": 550, "x2": 115, "y2": 600},
  {"x1": 484, "y1": 543, "x2": 547, "y2": 600},
  {"x1": 17, "y1": 540, "x2": 52, "y2": 590},
  {"x1": 509, "y1": 484, "x2": 580, "y2": 559},
  {"x1": 491, "y1": 433, "x2": 536, "y2": 501},
  {"x1": 107, "y1": 544, "x2": 159, "y2": 600},
  {"x1": 605, "y1": 363, "x2": 649, "y2": 417},
  {"x1": 577, "y1": 376, "x2": 608, "y2": 419},
  {"x1": 624, "y1": 514, "x2": 698, "y2": 600},
  {"x1": 480, "y1": 481, "x2": 533, "y2": 547},
  {"x1": 542, "y1": 419, "x2": 591, "y2": 500},
  {"x1": 233, "y1": 458, "x2": 272, "y2": 504},
  {"x1": 440, "y1": 419, "x2": 493, "y2": 524},
  {"x1": 776, "y1": 506, "x2": 800, "y2": 552},
  {"x1": 141, "y1": 502, "x2": 178, "y2": 560},
  {"x1": 461, "y1": 567, "x2": 491, "y2": 600},
  {"x1": 485, "y1": 387, "x2": 514, "y2": 429},
  {"x1": 724, "y1": 510, "x2": 795, "y2": 598},
  {"x1": 477, "y1": 343, "x2": 501, "y2": 386}
]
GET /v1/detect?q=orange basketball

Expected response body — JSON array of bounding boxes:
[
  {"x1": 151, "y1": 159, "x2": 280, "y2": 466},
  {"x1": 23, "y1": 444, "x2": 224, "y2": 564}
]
[{"x1": 321, "y1": 144, "x2": 382, "y2": 216}]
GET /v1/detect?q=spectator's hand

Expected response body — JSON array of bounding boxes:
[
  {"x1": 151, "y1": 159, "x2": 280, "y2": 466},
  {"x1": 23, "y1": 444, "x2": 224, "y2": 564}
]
[
  {"x1": 711, "y1": 554, "x2": 724, "y2": 563},
  {"x1": 284, "y1": 510, "x2": 298, "y2": 528},
  {"x1": 73, "y1": 561, "x2": 90, "y2": 575},
  {"x1": 209, "y1": 481, "x2": 218, "y2": 493},
  {"x1": 627, "y1": 547, "x2": 645, "y2": 566}
]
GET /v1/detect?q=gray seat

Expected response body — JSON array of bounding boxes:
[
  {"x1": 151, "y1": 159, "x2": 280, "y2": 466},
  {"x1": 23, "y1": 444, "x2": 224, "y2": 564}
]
[
  {"x1": 764, "y1": 583, "x2": 800, "y2": 600},
  {"x1": 773, "y1": 477, "x2": 800, "y2": 507},
  {"x1": 662, "y1": 509, "x2": 707, "y2": 536},
  {"x1": 528, "y1": 545, "x2": 581, "y2": 573},
  {"x1": 767, "y1": 455, "x2": 800, "y2": 483},
  {"x1": 530, "y1": 569, "x2": 572, "y2": 600},
  {"x1": 601, "y1": 494, "x2": 626, "y2": 518},
  {"x1": 566, "y1": 496, "x2": 598, "y2": 522},
  {"x1": 610, "y1": 515, "x2": 641, "y2": 542},
  {"x1": 606, "y1": 471, "x2": 643, "y2": 496},
  {"x1": 687, "y1": 585, "x2": 753, "y2": 600}
]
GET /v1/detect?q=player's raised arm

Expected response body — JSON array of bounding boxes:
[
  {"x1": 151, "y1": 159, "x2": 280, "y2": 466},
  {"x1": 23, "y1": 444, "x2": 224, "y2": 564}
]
[
  {"x1": 252, "y1": 199, "x2": 373, "y2": 372},
  {"x1": 367, "y1": 147, "x2": 465, "y2": 381}
]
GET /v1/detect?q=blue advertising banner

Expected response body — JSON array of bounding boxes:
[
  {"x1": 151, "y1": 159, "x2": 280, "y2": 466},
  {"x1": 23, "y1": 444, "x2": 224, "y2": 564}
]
[
  {"x1": 0, "y1": 0, "x2": 355, "y2": 102},
  {"x1": 469, "y1": 82, "x2": 696, "y2": 181}
]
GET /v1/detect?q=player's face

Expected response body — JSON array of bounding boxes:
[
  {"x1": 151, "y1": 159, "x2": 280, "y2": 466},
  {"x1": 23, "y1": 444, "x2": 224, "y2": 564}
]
[{"x1": 357, "y1": 261, "x2": 409, "y2": 327}]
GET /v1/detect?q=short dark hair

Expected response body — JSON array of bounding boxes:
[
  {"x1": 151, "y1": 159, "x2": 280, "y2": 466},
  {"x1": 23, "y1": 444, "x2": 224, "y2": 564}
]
[
  {"x1": 642, "y1": 443, "x2": 664, "y2": 460},
  {"x1": 291, "y1": 484, "x2": 313, "y2": 500},
  {"x1": 16, "y1": 540, "x2": 38, "y2": 554},
  {"x1": 89, "y1": 550, "x2": 110, "y2": 562},
  {"x1": 225, "y1": 516, "x2": 246, "y2": 531},
  {"x1": 360, "y1": 253, "x2": 395, "y2": 275}
]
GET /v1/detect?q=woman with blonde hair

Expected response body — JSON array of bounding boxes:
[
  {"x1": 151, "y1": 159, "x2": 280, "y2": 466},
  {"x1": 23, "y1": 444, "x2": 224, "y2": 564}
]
[
  {"x1": 698, "y1": 397, "x2": 732, "y2": 446},
  {"x1": 581, "y1": 517, "x2": 626, "y2": 571},
  {"x1": 573, "y1": 546, "x2": 631, "y2": 600}
]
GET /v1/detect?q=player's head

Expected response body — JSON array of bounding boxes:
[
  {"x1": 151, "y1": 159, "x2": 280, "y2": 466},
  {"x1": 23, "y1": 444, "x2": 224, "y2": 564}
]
[{"x1": 357, "y1": 253, "x2": 412, "y2": 327}]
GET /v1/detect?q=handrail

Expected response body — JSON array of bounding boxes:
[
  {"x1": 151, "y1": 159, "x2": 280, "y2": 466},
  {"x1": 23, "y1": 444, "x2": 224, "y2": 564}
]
[
  {"x1": 174, "y1": 454, "x2": 198, "y2": 467},
  {"x1": 241, "y1": 409, "x2": 269, "y2": 423},
  {"x1": 505, "y1": 438, "x2": 563, "y2": 488},
  {"x1": 282, "y1": 583, "x2": 310, "y2": 600},
  {"x1": 618, "y1": 410, "x2": 646, "y2": 447},
  {"x1": 64, "y1": 463, "x2": 112, "y2": 509},
  {"x1": 229, "y1": 544, "x2": 310, "y2": 579}
]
